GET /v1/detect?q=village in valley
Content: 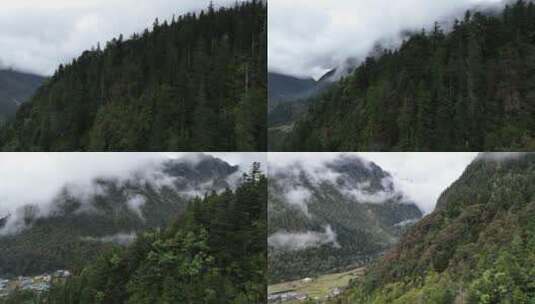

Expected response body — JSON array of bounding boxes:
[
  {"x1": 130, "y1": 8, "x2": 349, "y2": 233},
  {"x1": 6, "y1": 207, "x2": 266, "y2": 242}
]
[
  {"x1": 0, "y1": 270, "x2": 71, "y2": 298},
  {"x1": 268, "y1": 267, "x2": 365, "y2": 303}
]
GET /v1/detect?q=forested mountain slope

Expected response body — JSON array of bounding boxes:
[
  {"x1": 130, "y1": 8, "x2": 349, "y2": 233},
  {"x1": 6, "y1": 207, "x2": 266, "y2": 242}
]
[
  {"x1": 0, "y1": 155, "x2": 239, "y2": 277},
  {"x1": 2, "y1": 166, "x2": 267, "y2": 304},
  {"x1": 0, "y1": 69, "x2": 44, "y2": 122},
  {"x1": 268, "y1": 155, "x2": 422, "y2": 283},
  {"x1": 0, "y1": 1, "x2": 266, "y2": 151},
  {"x1": 267, "y1": 71, "x2": 335, "y2": 129},
  {"x1": 283, "y1": 1, "x2": 535, "y2": 152},
  {"x1": 268, "y1": 72, "x2": 317, "y2": 105},
  {"x1": 330, "y1": 153, "x2": 535, "y2": 303}
]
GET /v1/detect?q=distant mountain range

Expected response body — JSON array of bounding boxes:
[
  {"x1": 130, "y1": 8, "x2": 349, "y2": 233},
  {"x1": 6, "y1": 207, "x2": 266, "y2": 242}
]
[
  {"x1": 267, "y1": 70, "x2": 337, "y2": 151},
  {"x1": 268, "y1": 154, "x2": 422, "y2": 283},
  {"x1": 0, "y1": 69, "x2": 45, "y2": 122},
  {"x1": 268, "y1": 70, "x2": 335, "y2": 107},
  {"x1": 0, "y1": 154, "x2": 239, "y2": 277},
  {"x1": 268, "y1": 73, "x2": 315, "y2": 105},
  {"x1": 267, "y1": 70, "x2": 336, "y2": 140}
]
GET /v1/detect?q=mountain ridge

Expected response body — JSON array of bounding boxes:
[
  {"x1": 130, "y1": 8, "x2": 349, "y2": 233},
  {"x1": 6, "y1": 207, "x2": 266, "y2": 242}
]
[
  {"x1": 0, "y1": 154, "x2": 241, "y2": 277},
  {"x1": 0, "y1": 69, "x2": 45, "y2": 122},
  {"x1": 268, "y1": 154, "x2": 422, "y2": 283}
]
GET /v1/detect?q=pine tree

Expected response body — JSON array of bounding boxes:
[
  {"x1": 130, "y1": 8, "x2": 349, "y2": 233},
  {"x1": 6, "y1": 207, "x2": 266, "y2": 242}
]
[{"x1": 415, "y1": 81, "x2": 434, "y2": 150}]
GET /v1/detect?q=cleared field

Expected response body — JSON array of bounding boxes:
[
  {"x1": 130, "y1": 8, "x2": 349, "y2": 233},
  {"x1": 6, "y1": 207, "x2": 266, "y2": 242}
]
[{"x1": 268, "y1": 267, "x2": 366, "y2": 303}]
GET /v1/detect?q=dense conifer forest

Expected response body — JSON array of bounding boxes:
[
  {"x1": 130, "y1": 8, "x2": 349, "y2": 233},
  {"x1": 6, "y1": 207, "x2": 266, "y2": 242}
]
[
  {"x1": 0, "y1": 1, "x2": 266, "y2": 152},
  {"x1": 327, "y1": 153, "x2": 535, "y2": 303},
  {"x1": 1, "y1": 164, "x2": 267, "y2": 304},
  {"x1": 281, "y1": 1, "x2": 535, "y2": 151}
]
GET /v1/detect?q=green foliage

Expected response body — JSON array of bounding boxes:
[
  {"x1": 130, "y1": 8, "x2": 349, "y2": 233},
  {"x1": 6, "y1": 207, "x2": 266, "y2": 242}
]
[
  {"x1": 0, "y1": 290, "x2": 44, "y2": 304},
  {"x1": 330, "y1": 153, "x2": 535, "y2": 303},
  {"x1": 0, "y1": 1, "x2": 267, "y2": 152},
  {"x1": 24, "y1": 165, "x2": 268, "y2": 304},
  {"x1": 284, "y1": 1, "x2": 535, "y2": 151}
]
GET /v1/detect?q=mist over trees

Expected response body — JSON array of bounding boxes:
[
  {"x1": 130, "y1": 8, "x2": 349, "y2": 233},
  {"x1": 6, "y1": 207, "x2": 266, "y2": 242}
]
[
  {"x1": 1, "y1": 164, "x2": 267, "y2": 304},
  {"x1": 0, "y1": 154, "x2": 240, "y2": 278},
  {"x1": 268, "y1": 155, "x2": 422, "y2": 283},
  {"x1": 0, "y1": 0, "x2": 267, "y2": 152},
  {"x1": 283, "y1": 0, "x2": 535, "y2": 151}
]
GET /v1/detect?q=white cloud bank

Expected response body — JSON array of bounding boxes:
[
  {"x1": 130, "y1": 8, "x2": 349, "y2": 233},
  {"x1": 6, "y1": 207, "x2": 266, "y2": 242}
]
[
  {"x1": 82, "y1": 232, "x2": 137, "y2": 246},
  {"x1": 268, "y1": 153, "x2": 478, "y2": 214},
  {"x1": 0, "y1": 0, "x2": 244, "y2": 75},
  {"x1": 0, "y1": 152, "x2": 265, "y2": 234},
  {"x1": 284, "y1": 186, "x2": 313, "y2": 216},
  {"x1": 0, "y1": 153, "x2": 162, "y2": 217},
  {"x1": 269, "y1": 0, "x2": 504, "y2": 79},
  {"x1": 269, "y1": 154, "x2": 413, "y2": 218},
  {"x1": 268, "y1": 225, "x2": 340, "y2": 251}
]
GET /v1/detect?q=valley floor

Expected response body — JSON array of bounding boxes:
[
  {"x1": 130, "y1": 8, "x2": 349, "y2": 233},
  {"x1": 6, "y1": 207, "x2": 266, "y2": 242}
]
[{"x1": 268, "y1": 267, "x2": 365, "y2": 303}]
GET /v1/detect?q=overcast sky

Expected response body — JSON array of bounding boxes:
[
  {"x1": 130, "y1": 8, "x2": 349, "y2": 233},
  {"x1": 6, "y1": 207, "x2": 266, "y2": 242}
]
[
  {"x1": 0, "y1": 152, "x2": 265, "y2": 219},
  {"x1": 268, "y1": 153, "x2": 477, "y2": 213},
  {"x1": 269, "y1": 0, "x2": 504, "y2": 79},
  {"x1": 0, "y1": 0, "x2": 241, "y2": 76}
]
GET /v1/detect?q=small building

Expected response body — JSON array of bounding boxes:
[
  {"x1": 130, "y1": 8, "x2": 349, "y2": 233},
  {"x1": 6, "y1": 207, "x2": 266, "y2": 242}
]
[
  {"x1": 20, "y1": 277, "x2": 33, "y2": 290},
  {"x1": 54, "y1": 270, "x2": 71, "y2": 278},
  {"x1": 327, "y1": 287, "x2": 343, "y2": 299},
  {"x1": 268, "y1": 290, "x2": 309, "y2": 303},
  {"x1": 29, "y1": 282, "x2": 50, "y2": 292}
]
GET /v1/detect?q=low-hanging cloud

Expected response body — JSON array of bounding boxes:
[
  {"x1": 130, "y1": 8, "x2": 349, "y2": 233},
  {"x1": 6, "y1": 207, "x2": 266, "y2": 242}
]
[
  {"x1": 0, "y1": 153, "x2": 162, "y2": 216},
  {"x1": 0, "y1": 0, "x2": 244, "y2": 75},
  {"x1": 268, "y1": 225, "x2": 340, "y2": 251},
  {"x1": 81, "y1": 232, "x2": 137, "y2": 246},
  {"x1": 126, "y1": 194, "x2": 147, "y2": 219},
  {"x1": 269, "y1": 153, "x2": 477, "y2": 214},
  {"x1": 284, "y1": 186, "x2": 313, "y2": 216},
  {"x1": 0, "y1": 153, "x2": 264, "y2": 234},
  {"x1": 339, "y1": 177, "x2": 400, "y2": 204},
  {"x1": 476, "y1": 152, "x2": 529, "y2": 161},
  {"x1": 269, "y1": 0, "x2": 504, "y2": 79},
  {"x1": 269, "y1": 154, "x2": 410, "y2": 218}
]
